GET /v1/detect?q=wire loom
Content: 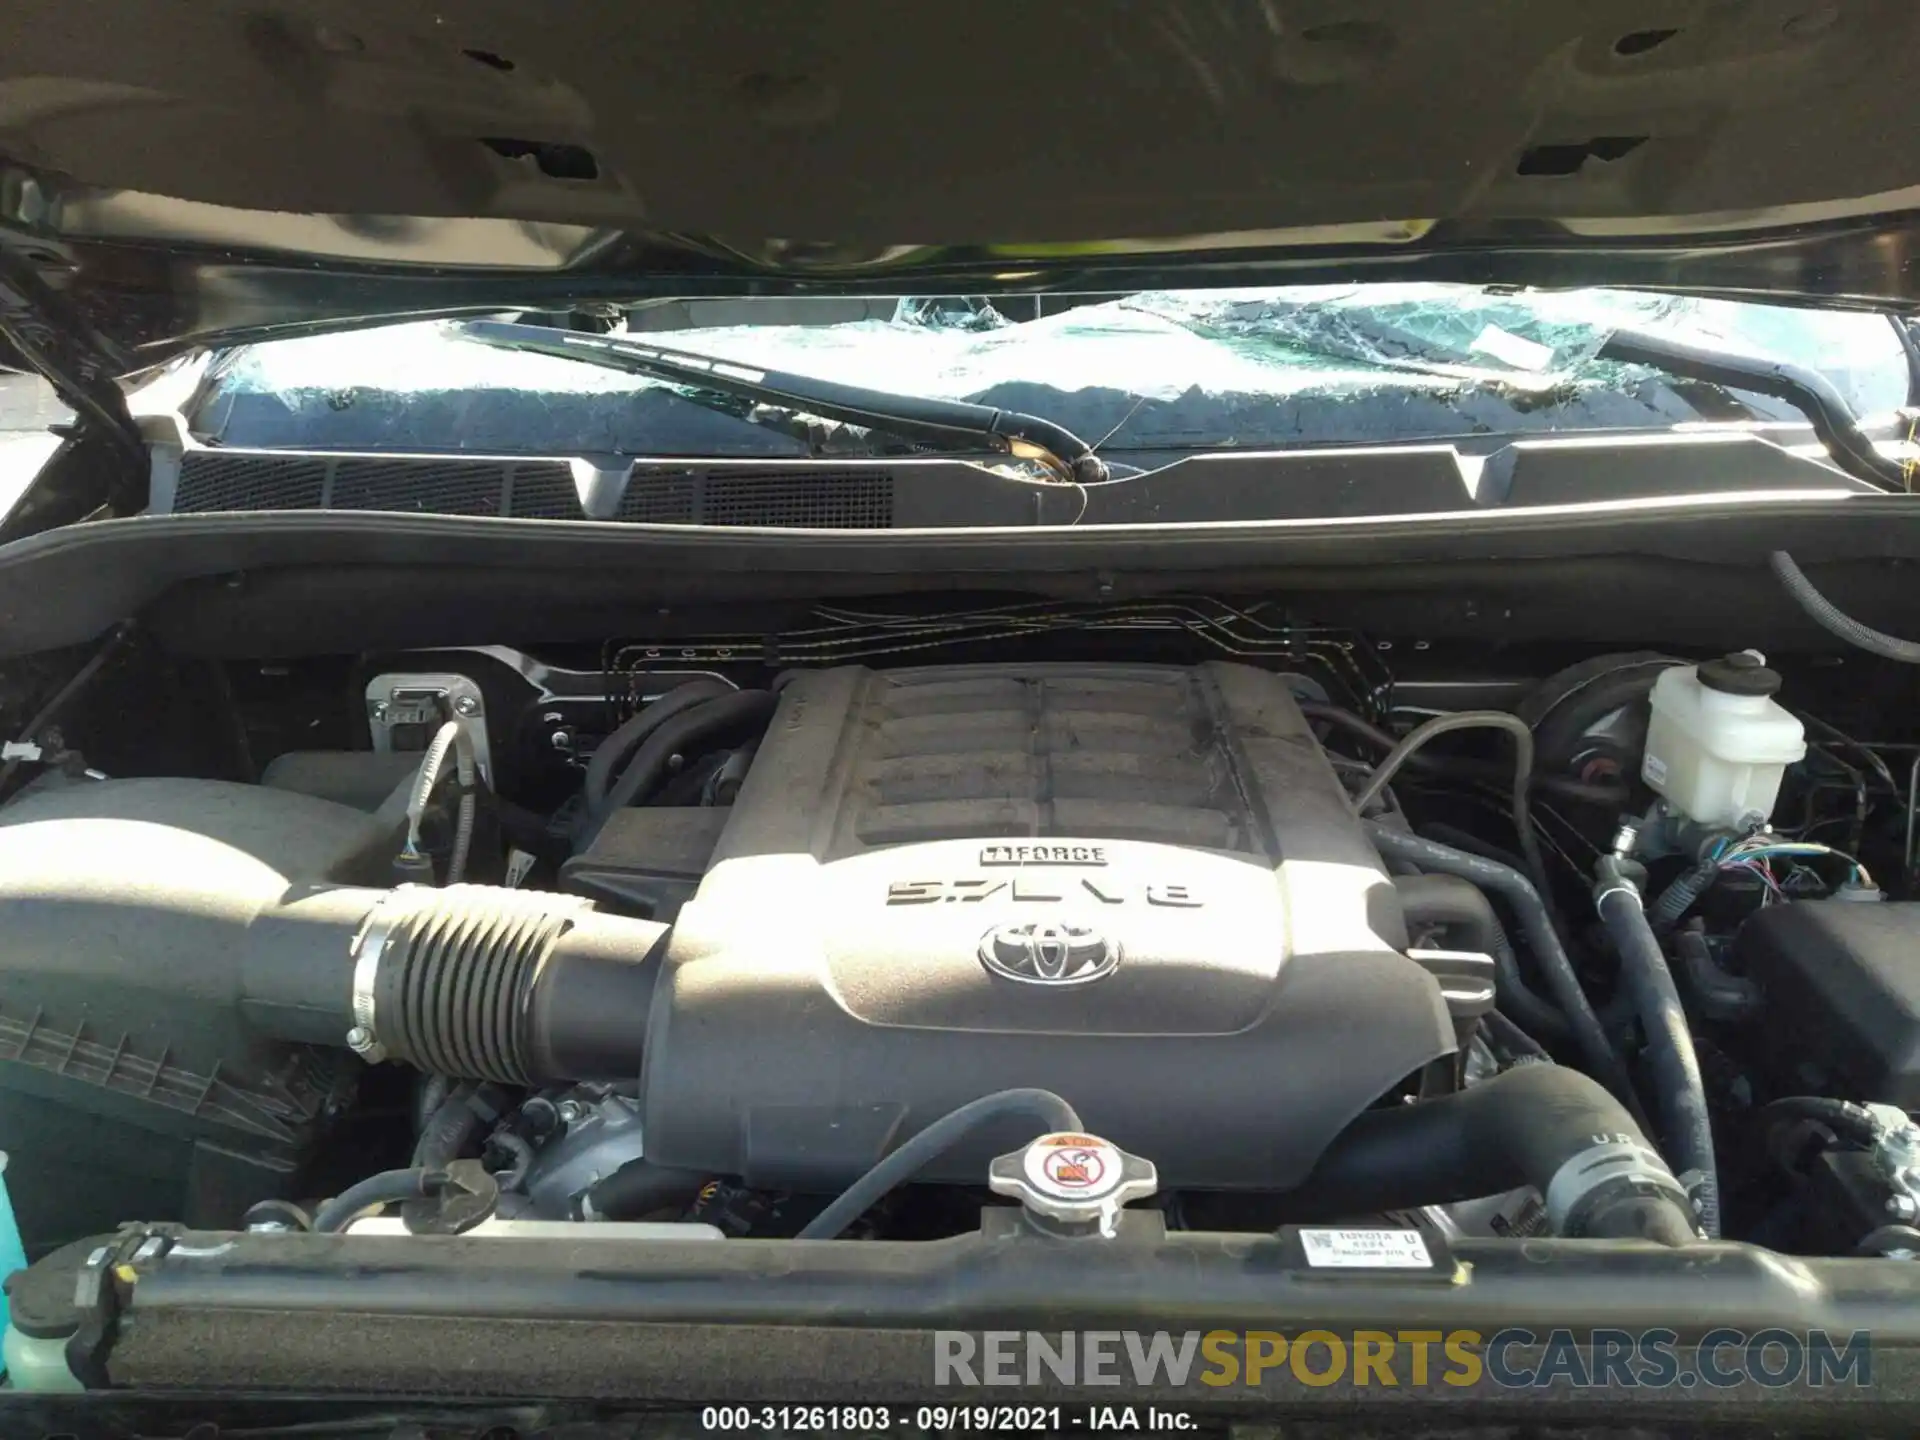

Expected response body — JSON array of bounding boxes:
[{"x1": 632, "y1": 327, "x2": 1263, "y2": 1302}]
[{"x1": 604, "y1": 597, "x2": 1391, "y2": 718}]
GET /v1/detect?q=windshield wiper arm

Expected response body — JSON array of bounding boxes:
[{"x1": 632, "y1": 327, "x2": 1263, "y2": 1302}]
[
  {"x1": 457, "y1": 319, "x2": 1109, "y2": 484},
  {"x1": 1598, "y1": 327, "x2": 1909, "y2": 492}
]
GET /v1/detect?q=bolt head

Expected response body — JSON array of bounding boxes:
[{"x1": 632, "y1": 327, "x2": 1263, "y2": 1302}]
[
  {"x1": 453, "y1": 694, "x2": 481, "y2": 716},
  {"x1": 558, "y1": 1100, "x2": 587, "y2": 1124}
]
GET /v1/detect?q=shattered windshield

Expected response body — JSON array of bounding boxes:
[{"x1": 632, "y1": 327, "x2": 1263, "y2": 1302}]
[{"x1": 193, "y1": 284, "x2": 1912, "y2": 460}]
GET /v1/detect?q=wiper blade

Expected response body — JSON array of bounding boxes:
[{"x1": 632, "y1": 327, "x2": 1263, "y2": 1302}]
[
  {"x1": 1598, "y1": 327, "x2": 1910, "y2": 492},
  {"x1": 457, "y1": 319, "x2": 1109, "y2": 484}
]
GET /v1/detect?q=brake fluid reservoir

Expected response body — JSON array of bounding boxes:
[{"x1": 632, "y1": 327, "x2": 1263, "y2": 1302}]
[{"x1": 1642, "y1": 653, "x2": 1806, "y2": 828}]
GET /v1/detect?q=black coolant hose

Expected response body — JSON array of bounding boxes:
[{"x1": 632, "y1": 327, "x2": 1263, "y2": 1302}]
[
  {"x1": 1770, "y1": 551, "x2": 1920, "y2": 663},
  {"x1": 583, "y1": 679, "x2": 735, "y2": 813},
  {"x1": 798, "y1": 1089, "x2": 1084, "y2": 1240},
  {"x1": 1391, "y1": 873, "x2": 1569, "y2": 1045},
  {"x1": 1349, "y1": 711, "x2": 1553, "y2": 903},
  {"x1": 579, "y1": 689, "x2": 779, "y2": 843},
  {"x1": 1595, "y1": 863, "x2": 1720, "y2": 1238},
  {"x1": 1299, "y1": 701, "x2": 1626, "y2": 807},
  {"x1": 582, "y1": 1160, "x2": 710, "y2": 1222},
  {"x1": 412, "y1": 1083, "x2": 482, "y2": 1169},
  {"x1": 1759, "y1": 1096, "x2": 1886, "y2": 1150},
  {"x1": 312, "y1": 1167, "x2": 440, "y2": 1233},
  {"x1": 1647, "y1": 855, "x2": 1720, "y2": 933},
  {"x1": 1286, "y1": 1065, "x2": 1699, "y2": 1244},
  {"x1": 1365, "y1": 823, "x2": 1637, "y2": 1111}
]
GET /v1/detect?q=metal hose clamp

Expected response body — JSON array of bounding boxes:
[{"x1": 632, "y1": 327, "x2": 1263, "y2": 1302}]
[
  {"x1": 1545, "y1": 1135, "x2": 1692, "y2": 1238},
  {"x1": 346, "y1": 887, "x2": 416, "y2": 1063}
]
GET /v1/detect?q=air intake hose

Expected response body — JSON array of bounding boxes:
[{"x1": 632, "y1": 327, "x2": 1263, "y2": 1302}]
[{"x1": 242, "y1": 884, "x2": 668, "y2": 1084}]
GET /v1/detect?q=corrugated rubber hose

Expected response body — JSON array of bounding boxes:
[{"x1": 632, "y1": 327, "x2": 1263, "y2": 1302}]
[{"x1": 1771, "y1": 551, "x2": 1920, "y2": 663}]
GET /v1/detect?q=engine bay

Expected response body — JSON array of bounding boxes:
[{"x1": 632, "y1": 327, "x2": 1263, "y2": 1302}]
[{"x1": 4, "y1": 595, "x2": 1920, "y2": 1271}]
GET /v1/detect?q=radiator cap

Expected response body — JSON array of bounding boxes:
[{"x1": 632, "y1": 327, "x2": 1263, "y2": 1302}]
[{"x1": 988, "y1": 1131, "x2": 1157, "y2": 1239}]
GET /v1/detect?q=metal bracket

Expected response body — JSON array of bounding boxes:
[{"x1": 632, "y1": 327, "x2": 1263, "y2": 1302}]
[
  {"x1": 0, "y1": 245, "x2": 146, "y2": 479},
  {"x1": 62, "y1": 1225, "x2": 171, "y2": 1387},
  {"x1": 366, "y1": 672, "x2": 492, "y2": 785}
]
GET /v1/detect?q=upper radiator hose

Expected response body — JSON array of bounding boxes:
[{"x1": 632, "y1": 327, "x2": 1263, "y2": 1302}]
[{"x1": 1278, "y1": 1064, "x2": 1700, "y2": 1244}]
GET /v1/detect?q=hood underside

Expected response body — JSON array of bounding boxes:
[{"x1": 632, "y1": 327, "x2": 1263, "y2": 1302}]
[{"x1": 5, "y1": 0, "x2": 1920, "y2": 365}]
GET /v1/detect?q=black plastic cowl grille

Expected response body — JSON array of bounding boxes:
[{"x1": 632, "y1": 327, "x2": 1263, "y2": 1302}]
[
  {"x1": 171, "y1": 452, "x2": 896, "y2": 528},
  {"x1": 618, "y1": 467, "x2": 895, "y2": 528},
  {"x1": 173, "y1": 451, "x2": 584, "y2": 519}
]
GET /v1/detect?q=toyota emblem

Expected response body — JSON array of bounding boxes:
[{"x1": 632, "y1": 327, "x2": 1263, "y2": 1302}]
[{"x1": 978, "y1": 920, "x2": 1121, "y2": 985}]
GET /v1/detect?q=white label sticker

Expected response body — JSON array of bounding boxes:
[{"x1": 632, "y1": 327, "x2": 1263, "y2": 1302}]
[
  {"x1": 1299, "y1": 1228, "x2": 1434, "y2": 1269},
  {"x1": 1469, "y1": 324, "x2": 1556, "y2": 372},
  {"x1": 1643, "y1": 753, "x2": 1668, "y2": 785},
  {"x1": 503, "y1": 848, "x2": 537, "y2": 889}
]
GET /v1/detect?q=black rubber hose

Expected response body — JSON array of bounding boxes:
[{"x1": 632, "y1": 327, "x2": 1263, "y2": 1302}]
[
  {"x1": 1349, "y1": 711, "x2": 1552, "y2": 904},
  {"x1": 1283, "y1": 1064, "x2": 1697, "y2": 1244},
  {"x1": 1420, "y1": 822, "x2": 1525, "y2": 873},
  {"x1": 1595, "y1": 874, "x2": 1721, "y2": 1238},
  {"x1": 1483, "y1": 908, "x2": 1574, "y2": 1044},
  {"x1": 798, "y1": 1089, "x2": 1084, "y2": 1240},
  {"x1": 581, "y1": 1160, "x2": 710, "y2": 1221},
  {"x1": 1391, "y1": 872, "x2": 1570, "y2": 1042},
  {"x1": 1647, "y1": 856, "x2": 1720, "y2": 932},
  {"x1": 412, "y1": 1083, "x2": 482, "y2": 1169},
  {"x1": 583, "y1": 680, "x2": 734, "y2": 813},
  {"x1": 311, "y1": 1167, "x2": 439, "y2": 1233},
  {"x1": 1771, "y1": 551, "x2": 1920, "y2": 662},
  {"x1": 580, "y1": 689, "x2": 779, "y2": 842},
  {"x1": 1600, "y1": 330, "x2": 1908, "y2": 491},
  {"x1": 1299, "y1": 702, "x2": 1626, "y2": 807},
  {"x1": 1671, "y1": 922, "x2": 1762, "y2": 1021},
  {"x1": 1365, "y1": 823, "x2": 1637, "y2": 1111},
  {"x1": 1759, "y1": 1096, "x2": 1884, "y2": 1149},
  {"x1": 241, "y1": 885, "x2": 671, "y2": 1081}
]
